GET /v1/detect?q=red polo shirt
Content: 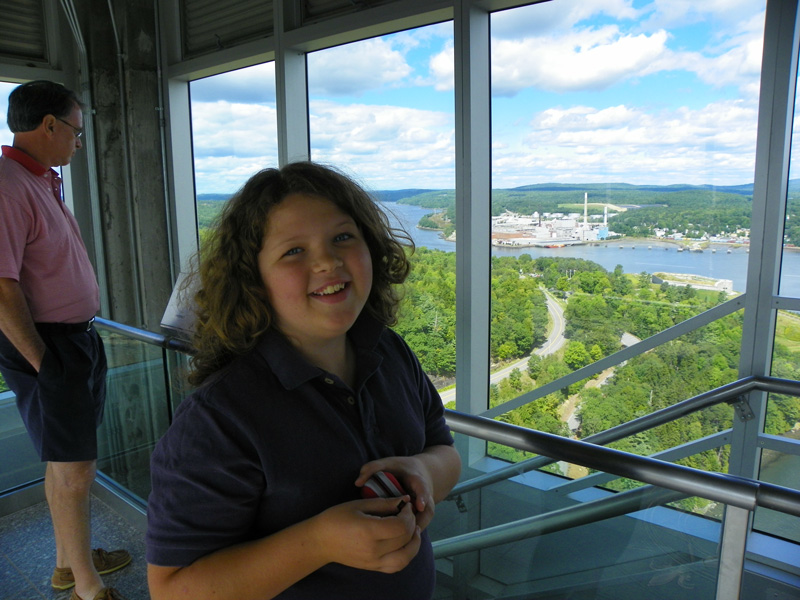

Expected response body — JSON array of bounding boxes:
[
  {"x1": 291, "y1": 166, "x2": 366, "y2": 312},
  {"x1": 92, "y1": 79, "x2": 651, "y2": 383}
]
[{"x1": 0, "y1": 145, "x2": 99, "y2": 323}]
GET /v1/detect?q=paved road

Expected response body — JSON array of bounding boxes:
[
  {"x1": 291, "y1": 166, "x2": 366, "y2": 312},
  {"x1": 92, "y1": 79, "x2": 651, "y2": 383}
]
[{"x1": 438, "y1": 288, "x2": 566, "y2": 404}]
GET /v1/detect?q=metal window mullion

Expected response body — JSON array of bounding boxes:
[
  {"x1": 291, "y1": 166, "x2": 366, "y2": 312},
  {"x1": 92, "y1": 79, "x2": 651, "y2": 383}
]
[
  {"x1": 454, "y1": 0, "x2": 491, "y2": 441},
  {"x1": 452, "y1": 3, "x2": 491, "y2": 597},
  {"x1": 275, "y1": 0, "x2": 310, "y2": 165},
  {"x1": 731, "y1": 0, "x2": 799, "y2": 478},
  {"x1": 719, "y1": 1, "x2": 800, "y2": 597}
]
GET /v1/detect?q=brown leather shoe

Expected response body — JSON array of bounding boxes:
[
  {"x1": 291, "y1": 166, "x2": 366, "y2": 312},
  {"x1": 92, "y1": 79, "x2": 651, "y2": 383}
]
[
  {"x1": 51, "y1": 548, "x2": 132, "y2": 589},
  {"x1": 69, "y1": 587, "x2": 128, "y2": 600}
]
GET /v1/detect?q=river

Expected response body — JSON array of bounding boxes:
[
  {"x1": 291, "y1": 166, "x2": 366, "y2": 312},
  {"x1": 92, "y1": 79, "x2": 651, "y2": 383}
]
[{"x1": 382, "y1": 201, "x2": 800, "y2": 298}]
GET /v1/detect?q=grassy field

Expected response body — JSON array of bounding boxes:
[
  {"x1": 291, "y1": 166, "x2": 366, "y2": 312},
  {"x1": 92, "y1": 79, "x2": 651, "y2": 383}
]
[{"x1": 777, "y1": 311, "x2": 800, "y2": 352}]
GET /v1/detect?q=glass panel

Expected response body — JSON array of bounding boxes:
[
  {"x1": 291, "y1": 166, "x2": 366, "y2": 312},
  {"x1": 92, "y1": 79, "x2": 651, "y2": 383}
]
[
  {"x1": 0, "y1": 82, "x2": 41, "y2": 491},
  {"x1": 0, "y1": 81, "x2": 14, "y2": 147},
  {"x1": 754, "y1": 447, "x2": 800, "y2": 543},
  {"x1": 783, "y1": 45, "x2": 800, "y2": 298},
  {"x1": 490, "y1": 303, "x2": 743, "y2": 474},
  {"x1": 307, "y1": 24, "x2": 457, "y2": 391},
  {"x1": 95, "y1": 330, "x2": 172, "y2": 502},
  {"x1": 189, "y1": 63, "x2": 277, "y2": 243},
  {"x1": 0, "y1": 391, "x2": 44, "y2": 491},
  {"x1": 431, "y1": 443, "x2": 723, "y2": 599},
  {"x1": 489, "y1": 2, "x2": 765, "y2": 448},
  {"x1": 768, "y1": 312, "x2": 800, "y2": 440},
  {"x1": 756, "y1": 385, "x2": 800, "y2": 543}
]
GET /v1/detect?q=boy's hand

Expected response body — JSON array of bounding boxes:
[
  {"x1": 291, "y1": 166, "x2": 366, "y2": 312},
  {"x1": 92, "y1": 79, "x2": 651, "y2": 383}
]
[
  {"x1": 313, "y1": 499, "x2": 420, "y2": 573},
  {"x1": 356, "y1": 457, "x2": 435, "y2": 531}
]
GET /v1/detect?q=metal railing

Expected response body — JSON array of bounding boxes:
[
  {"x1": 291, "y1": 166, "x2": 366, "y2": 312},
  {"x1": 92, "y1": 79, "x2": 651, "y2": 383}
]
[
  {"x1": 448, "y1": 375, "x2": 800, "y2": 498},
  {"x1": 92, "y1": 317, "x2": 800, "y2": 599}
]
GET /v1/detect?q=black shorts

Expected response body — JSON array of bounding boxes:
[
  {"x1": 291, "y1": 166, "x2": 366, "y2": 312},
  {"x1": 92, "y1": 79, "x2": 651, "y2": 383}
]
[{"x1": 0, "y1": 323, "x2": 107, "y2": 462}]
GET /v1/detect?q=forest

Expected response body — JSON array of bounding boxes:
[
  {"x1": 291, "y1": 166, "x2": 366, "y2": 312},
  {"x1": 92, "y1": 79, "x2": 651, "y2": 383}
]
[{"x1": 397, "y1": 247, "x2": 800, "y2": 507}]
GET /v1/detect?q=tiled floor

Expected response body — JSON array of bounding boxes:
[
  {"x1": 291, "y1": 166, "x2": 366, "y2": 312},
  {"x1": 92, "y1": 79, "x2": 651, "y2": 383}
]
[{"x1": 0, "y1": 496, "x2": 149, "y2": 600}]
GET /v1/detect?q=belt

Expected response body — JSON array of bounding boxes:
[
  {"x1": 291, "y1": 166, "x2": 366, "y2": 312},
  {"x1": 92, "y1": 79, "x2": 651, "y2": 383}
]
[{"x1": 36, "y1": 317, "x2": 96, "y2": 334}]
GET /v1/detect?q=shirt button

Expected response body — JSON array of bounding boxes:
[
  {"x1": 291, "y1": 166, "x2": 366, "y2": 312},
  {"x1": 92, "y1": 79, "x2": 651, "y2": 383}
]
[
  {"x1": 324, "y1": 377, "x2": 334, "y2": 385},
  {"x1": 347, "y1": 396, "x2": 355, "y2": 405}
]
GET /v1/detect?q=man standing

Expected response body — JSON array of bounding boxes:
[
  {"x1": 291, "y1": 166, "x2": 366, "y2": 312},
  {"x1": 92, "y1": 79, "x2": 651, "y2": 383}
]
[{"x1": 0, "y1": 81, "x2": 129, "y2": 600}]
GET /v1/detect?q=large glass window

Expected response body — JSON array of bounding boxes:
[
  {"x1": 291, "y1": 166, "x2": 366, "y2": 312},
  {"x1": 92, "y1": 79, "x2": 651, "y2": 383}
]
[
  {"x1": 488, "y1": 3, "x2": 765, "y2": 463},
  {"x1": 758, "y1": 32, "x2": 800, "y2": 544},
  {"x1": 189, "y1": 63, "x2": 278, "y2": 244},
  {"x1": 307, "y1": 24, "x2": 457, "y2": 395},
  {"x1": 0, "y1": 81, "x2": 13, "y2": 147}
]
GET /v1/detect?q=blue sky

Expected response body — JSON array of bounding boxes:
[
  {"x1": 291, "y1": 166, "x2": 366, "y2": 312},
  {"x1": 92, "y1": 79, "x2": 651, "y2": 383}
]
[{"x1": 0, "y1": 0, "x2": 776, "y2": 193}]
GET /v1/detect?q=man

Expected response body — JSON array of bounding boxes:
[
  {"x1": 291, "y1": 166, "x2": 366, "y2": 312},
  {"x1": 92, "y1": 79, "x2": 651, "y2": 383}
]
[{"x1": 0, "y1": 80, "x2": 129, "y2": 600}]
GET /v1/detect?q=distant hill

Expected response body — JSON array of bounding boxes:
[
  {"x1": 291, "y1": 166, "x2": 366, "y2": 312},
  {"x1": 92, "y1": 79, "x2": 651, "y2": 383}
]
[
  {"x1": 197, "y1": 190, "x2": 436, "y2": 203},
  {"x1": 197, "y1": 193, "x2": 232, "y2": 202},
  {"x1": 372, "y1": 189, "x2": 436, "y2": 203},
  {"x1": 198, "y1": 180, "x2": 800, "y2": 204},
  {"x1": 509, "y1": 182, "x2": 756, "y2": 197}
]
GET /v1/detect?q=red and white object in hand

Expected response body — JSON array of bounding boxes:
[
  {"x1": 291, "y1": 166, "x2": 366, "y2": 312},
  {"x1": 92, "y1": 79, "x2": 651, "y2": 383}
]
[{"x1": 361, "y1": 471, "x2": 407, "y2": 500}]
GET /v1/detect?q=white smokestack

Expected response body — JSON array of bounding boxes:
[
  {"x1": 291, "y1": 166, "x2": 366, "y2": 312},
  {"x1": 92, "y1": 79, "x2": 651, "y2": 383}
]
[{"x1": 584, "y1": 192, "x2": 588, "y2": 226}]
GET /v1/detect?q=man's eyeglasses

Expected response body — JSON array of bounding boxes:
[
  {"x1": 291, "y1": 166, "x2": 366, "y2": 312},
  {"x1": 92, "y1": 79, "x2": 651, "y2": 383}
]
[{"x1": 56, "y1": 117, "x2": 83, "y2": 138}]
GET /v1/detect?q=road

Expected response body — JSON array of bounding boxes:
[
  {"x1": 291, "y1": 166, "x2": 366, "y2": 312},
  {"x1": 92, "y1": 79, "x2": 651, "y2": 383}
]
[{"x1": 438, "y1": 288, "x2": 566, "y2": 404}]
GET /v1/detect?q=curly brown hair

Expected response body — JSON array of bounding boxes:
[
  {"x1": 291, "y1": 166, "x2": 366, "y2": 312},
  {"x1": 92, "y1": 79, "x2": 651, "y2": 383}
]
[{"x1": 187, "y1": 162, "x2": 413, "y2": 386}]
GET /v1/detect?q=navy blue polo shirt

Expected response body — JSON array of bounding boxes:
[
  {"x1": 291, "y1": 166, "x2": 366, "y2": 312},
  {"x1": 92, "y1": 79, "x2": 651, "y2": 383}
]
[{"x1": 146, "y1": 314, "x2": 454, "y2": 599}]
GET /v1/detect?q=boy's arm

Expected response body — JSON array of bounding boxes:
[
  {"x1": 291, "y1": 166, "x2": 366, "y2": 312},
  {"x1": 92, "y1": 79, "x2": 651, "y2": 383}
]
[{"x1": 148, "y1": 497, "x2": 420, "y2": 600}]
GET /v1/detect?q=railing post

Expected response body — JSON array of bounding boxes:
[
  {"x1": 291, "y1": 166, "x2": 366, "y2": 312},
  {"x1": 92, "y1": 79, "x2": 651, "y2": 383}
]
[{"x1": 716, "y1": 506, "x2": 751, "y2": 600}]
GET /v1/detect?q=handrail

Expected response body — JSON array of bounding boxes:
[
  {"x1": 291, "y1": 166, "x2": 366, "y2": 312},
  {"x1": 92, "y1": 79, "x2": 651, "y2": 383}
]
[
  {"x1": 92, "y1": 316, "x2": 800, "y2": 570},
  {"x1": 95, "y1": 316, "x2": 194, "y2": 354},
  {"x1": 94, "y1": 315, "x2": 800, "y2": 516},
  {"x1": 433, "y1": 484, "x2": 687, "y2": 558},
  {"x1": 443, "y1": 410, "x2": 800, "y2": 517},
  {"x1": 447, "y1": 375, "x2": 800, "y2": 498}
]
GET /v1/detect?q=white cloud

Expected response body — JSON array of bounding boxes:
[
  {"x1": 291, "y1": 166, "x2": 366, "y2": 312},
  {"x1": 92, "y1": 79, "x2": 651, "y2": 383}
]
[
  {"x1": 491, "y1": 26, "x2": 669, "y2": 95},
  {"x1": 190, "y1": 100, "x2": 279, "y2": 193},
  {"x1": 491, "y1": 0, "x2": 640, "y2": 39},
  {"x1": 428, "y1": 42, "x2": 454, "y2": 92},
  {"x1": 191, "y1": 63, "x2": 276, "y2": 104},
  {"x1": 489, "y1": 99, "x2": 759, "y2": 187},
  {"x1": 309, "y1": 100, "x2": 454, "y2": 189},
  {"x1": 484, "y1": 1, "x2": 765, "y2": 97},
  {"x1": 194, "y1": 155, "x2": 277, "y2": 195},
  {"x1": 642, "y1": 0, "x2": 763, "y2": 30},
  {"x1": 191, "y1": 100, "x2": 278, "y2": 159},
  {"x1": 307, "y1": 38, "x2": 413, "y2": 96}
]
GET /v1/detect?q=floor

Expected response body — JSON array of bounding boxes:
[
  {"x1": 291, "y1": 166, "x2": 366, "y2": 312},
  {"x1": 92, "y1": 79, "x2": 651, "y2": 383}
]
[{"x1": 0, "y1": 496, "x2": 149, "y2": 600}]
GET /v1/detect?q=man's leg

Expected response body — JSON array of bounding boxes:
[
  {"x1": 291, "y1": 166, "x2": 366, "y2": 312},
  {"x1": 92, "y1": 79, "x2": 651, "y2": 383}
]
[{"x1": 46, "y1": 460, "x2": 104, "y2": 600}]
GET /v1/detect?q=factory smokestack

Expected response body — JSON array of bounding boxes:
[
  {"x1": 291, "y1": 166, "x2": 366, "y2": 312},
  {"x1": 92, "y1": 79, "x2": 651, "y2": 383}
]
[{"x1": 584, "y1": 192, "x2": 588, "y2": 226}]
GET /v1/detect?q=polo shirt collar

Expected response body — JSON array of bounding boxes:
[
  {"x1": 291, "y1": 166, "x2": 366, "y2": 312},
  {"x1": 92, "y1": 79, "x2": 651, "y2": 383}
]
[
  {"x1": 256, "y1": 312, "x2": 385, "y2": 391},
  {"x1": 1, "y1": 145, "x2": 51, "y2": 177}
]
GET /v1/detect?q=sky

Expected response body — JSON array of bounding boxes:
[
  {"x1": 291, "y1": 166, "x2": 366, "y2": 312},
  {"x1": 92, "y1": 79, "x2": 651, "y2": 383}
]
[{"x1": 0, "y1": 0, "x2": 779, "y2": 193}]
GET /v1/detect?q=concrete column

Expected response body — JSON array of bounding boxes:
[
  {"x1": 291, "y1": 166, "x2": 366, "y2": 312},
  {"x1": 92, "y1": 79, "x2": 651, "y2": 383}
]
[{"x1": 81, "y1": 0, "x2": 172, "y2": 330}]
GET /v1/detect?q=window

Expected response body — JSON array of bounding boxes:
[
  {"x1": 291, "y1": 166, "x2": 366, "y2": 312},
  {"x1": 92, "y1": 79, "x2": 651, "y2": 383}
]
[
  {"x1": 189, "y1": 63, "x2": 278, "y2": 243},
  {"x1": 488, "y1": 2, "x2": 766, "y2": 475},
  {"x1": 307, "y1": 24, "x2": 457, "y2": 394},
  {"x1": 0, "y1": 81, "x2": 15, "y2": 147}
]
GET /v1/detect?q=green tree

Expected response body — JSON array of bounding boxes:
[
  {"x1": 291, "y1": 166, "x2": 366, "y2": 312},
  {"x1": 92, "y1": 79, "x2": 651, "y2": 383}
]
[{"x1": 564, "y1": 341, "x2": 591, "y2": 370}]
